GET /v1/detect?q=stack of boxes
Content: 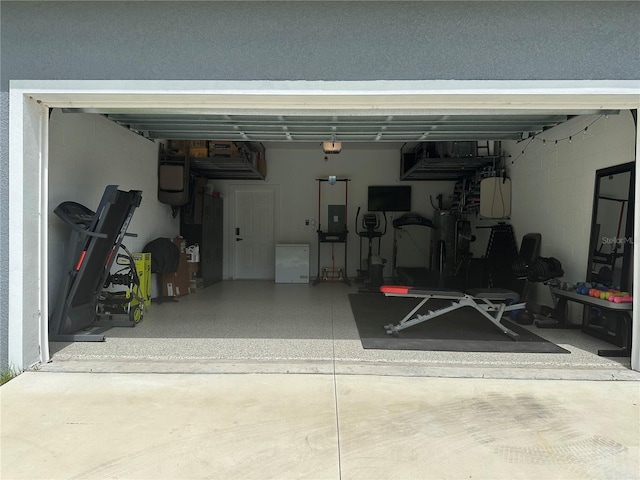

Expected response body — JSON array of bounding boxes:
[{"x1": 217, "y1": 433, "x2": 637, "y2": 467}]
[
  {"x1": 168, "y1": 140, "x2": 208, "y2": 158},
  {"x1": 208, "y1": 140, "x2": 240, "y2": 158},
  {"x1": 186, "y1": 244, "x2": 203, "y2": 293},
  {"x1": 169, "y1": 140, "x2": 244, "y2": 159},
  {"x1": 166, "y1": 139, "x2": 265, "y2": 177}
]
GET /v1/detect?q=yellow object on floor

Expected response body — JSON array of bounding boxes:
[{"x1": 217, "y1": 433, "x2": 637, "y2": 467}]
[{"x1": 131, "y1": 252, "x2": 151, "y2": 307}]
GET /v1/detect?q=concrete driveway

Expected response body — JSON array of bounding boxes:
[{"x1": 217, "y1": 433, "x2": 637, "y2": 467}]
[{"x1": 2, "y1": 371, "x2": 639, "y2": 480}]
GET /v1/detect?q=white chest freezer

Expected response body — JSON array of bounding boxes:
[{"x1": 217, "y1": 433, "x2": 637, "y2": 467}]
[{"x1": 275, "y1": 244, "x2": 310, "y2": 283}]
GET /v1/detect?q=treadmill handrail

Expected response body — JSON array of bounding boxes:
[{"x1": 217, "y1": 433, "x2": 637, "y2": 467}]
[
  {"x1": 54, "y1": 185, "x2": 122, "y2": 240},
  {"x1": 54, "y1": 201, "x2": 110, "y2": 238},
  {"x1": 69, "y1": 223, "x2": 107, "y2": 238}
]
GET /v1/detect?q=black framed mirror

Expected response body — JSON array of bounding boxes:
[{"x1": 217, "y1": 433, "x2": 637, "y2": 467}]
[{"x1": 586, "y1": 161, "x2": 635, "y2": 291}]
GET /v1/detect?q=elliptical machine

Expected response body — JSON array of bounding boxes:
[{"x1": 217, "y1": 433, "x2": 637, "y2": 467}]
[{"x1": 355, "y1": 207, "x2": 387, "y2": 292}]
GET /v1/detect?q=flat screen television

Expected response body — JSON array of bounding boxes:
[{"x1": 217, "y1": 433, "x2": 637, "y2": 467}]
[{"x1": 368, "y1": 186, "x2": 411, "y2": 212}]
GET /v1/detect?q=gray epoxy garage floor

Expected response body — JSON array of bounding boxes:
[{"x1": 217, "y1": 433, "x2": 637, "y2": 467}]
[
  {"x1": 2, "y1": 281, "x2": 639, "y2": 479},
  {"x1": 44, "y1": 280, "x2": 633, "y2": 378}
]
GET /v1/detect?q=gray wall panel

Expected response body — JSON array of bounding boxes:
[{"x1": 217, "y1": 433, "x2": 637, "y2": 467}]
[
  {"x1": 0, "y1": 1, "x2": 639, "y2": 370},
  {"x1": 1, "y1": 1, "x2": 639, "y2": 87}
]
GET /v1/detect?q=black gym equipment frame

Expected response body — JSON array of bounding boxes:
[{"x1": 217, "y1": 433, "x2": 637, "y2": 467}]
[
  {"x1": 49, "y1": 185, "x2": 143, "y2": 342},
  {"x1": 355, "y1": 206, "x2": 387, "y2": 290},
  {"x1": 313, "y1": 178, "x2": 351, "y2": 286}
]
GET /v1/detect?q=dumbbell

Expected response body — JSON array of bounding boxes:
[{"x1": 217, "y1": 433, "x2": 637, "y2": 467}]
[
  {"x1": 590, "y1": 288, "x2": 613, "y2": 298},
  {"x1": 611, "y1": 296, "x2": 633, "y2": 304},
  {"x1": 599, "y1": 289, "x2": 618, "y2": 300},
  {"x1": 576, "y1": 284, "x2": 591, "y2": 295},
  {"x1": 607, "y1": 292, "x2": 629, "y2": 301}
]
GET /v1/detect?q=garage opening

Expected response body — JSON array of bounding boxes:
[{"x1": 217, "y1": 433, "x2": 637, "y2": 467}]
[{"x1": 9, "y1": 81, "x2": 639, "y2": 374}]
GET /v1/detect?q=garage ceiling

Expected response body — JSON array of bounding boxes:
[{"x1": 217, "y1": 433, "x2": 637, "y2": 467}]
[
  {"x1": 61, "y1": 107, "x2": 619, "y2": 180},
  {"x1": 61, "y1": 109, "x2": 615, "y2": 143}
]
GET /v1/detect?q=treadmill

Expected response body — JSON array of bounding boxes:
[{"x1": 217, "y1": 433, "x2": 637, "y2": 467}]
[
  {"x1": 392, "y1": 213, "x2": 437, "y2": 286},
  {"x1": 49, "y1": 185, "x2": 143, "y2": 342}
]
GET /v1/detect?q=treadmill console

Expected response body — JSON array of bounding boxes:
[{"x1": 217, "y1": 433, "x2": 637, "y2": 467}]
[{"x1": 392, "y1": 213, "x2": 435, "y2": 229}]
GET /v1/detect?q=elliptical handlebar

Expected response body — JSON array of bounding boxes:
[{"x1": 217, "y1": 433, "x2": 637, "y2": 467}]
[{"x1": 355, "y1": 207, "x2": 387, "y2": 238}]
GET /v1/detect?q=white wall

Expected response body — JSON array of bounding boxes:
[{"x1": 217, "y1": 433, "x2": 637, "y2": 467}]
[
  {"x1": 505, "y1": 111, "x2": 636, "y2": 319},
  {"x1": 48, "y1": 110, "x2": 178, "y2": 306},
  {"x1": 210, "y1": 144, "x2": 454, "y2": 280},
  {"x1": 48, "y1": 114, "x2": 454, "y2": 290}
]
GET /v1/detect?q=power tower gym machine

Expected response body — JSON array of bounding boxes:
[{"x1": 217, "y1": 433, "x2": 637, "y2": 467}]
[{"x1": 313, "y1": 177, "x2": 351, "y2": 285}]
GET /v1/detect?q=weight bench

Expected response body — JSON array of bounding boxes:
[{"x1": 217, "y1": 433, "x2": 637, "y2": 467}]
[{"x1": 380, "y1": 285, "x2": 525, "y2": 340}]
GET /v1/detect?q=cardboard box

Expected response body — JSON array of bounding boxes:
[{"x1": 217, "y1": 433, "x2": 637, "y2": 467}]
[
  {"x1": 187, "y1": 261, "x2": 200, "y2": 279},
  {"x1": 131, "y1": 252, "x2": 152, "y2": 307},
  {"x1": 162, "y1": 251, "x2": 190, "y2": 297},
  {"x1": 169, "y1": 140, "x2": 208, "y2": 158},
  {"x1": 159, "y1": 237, "x2": 190, "y2": 297},
  {"x1": 165, "y1": 141, "x2": 187, "y2": 156},
  {"x1": 189, "y1": 146, "x2": 208, "y2": 158},
  {"x1": 172, "y1": 147, "x2": 188, "y2": 156},
  {"x1": 208, "y1": 140, "x2": 239, "y2": 157},
  {"x1": 173, "y1": 236, "x2": 186, "y2": 253},
  {"x1": 171, "y1": 140, "x2": 207, "y2": 149},
  {"x1": 189, "y1": 277, "x2": 204, "y2": 294}
]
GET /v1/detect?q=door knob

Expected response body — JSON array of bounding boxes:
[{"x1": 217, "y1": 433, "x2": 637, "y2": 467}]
[{"x1": 236, "y1": 238, "x2": 243, "y2": 241}]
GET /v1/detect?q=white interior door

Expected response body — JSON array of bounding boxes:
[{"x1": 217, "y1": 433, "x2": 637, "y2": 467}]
[{"x1": 234, "y1": 188, "x2": 276, "y2": 279}]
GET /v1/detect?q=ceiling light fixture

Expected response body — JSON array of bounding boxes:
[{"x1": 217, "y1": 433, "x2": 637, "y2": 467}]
[{"x1": 322, "y1": 141, "x2": 342, "y2": 154}]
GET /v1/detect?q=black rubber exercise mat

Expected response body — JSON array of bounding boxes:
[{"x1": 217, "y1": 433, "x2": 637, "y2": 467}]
[{"x1": 349, "y1": 293, "x2": 569, "y2": 353}]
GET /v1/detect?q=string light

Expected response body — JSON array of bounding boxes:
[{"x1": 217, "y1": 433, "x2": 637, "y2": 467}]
[{"x1": 510, "y1": 114, "x2": 604, "y2": 165}]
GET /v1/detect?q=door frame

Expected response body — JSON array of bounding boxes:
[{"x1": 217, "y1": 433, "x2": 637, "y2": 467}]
[
  {"x1": 6, "y1": 79, "x2": 640, "y2": 370},
  {"x1": 228, "y1": 184, "x2": 280, "y2": 280}
]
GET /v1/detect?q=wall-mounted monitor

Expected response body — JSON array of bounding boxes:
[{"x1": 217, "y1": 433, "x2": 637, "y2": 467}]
[{"x1": 368, "y1": 186, "x2": 411, "y2": 212}]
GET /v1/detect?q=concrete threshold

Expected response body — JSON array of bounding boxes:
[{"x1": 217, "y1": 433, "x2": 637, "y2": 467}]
[{"x1": 36, "y1": 358, "x2": 640, "y2": 381}]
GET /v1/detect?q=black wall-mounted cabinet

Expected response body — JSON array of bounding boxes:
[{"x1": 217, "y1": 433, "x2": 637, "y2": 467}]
[{"x1": 202, "y1": 196, "x2": 223, "y2": 287}]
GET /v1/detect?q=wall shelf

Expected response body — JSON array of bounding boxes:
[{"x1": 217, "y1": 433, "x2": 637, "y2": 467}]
[
  {"x1": 190, "y1": 154, "x2": 266, "y2": 180},
  {"x1": 165, "y1": 140, "x2": 266, "y2": 180}
]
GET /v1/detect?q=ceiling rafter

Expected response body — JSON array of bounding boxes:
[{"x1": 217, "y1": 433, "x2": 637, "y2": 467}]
[{"x1": 59, "y1": 109, "x2": 610, "y2": 143}]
